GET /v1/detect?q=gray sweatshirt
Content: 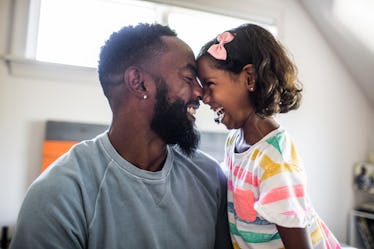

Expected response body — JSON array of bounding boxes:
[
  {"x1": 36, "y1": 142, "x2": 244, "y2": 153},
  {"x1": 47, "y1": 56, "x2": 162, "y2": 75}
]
[{"x1": 10, "y1": 132, "x2": 232, "y2": 249}]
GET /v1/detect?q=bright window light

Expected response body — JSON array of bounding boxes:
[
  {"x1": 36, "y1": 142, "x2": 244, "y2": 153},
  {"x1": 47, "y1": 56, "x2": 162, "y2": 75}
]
[
  {"x1": 34, "y1": 0, "x2": 277, "y2": 68},
  {"x1": 169, "y1": 10, "x2": 247, "y2": 56},
  {"x1": 169, "y1": 8, "x2": 277, "y2": 56},
  {"x1": 36, "y1": 0, "x2": 156, "y2": 67}
]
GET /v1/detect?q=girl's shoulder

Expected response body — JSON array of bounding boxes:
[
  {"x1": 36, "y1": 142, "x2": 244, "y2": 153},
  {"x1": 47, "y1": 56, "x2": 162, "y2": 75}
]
[
  {"x1": 261, "y1": 127, "x2": 300, "y2": 164},
  {"x1": 252, "y1": 126, "x2": 292, "y2": 151},
  {"x1": 225, "y1": 129, "x2": 240, "y2": 149},
  {"x1": 224, "y1": 127, "x2": 296, "y2": 156},
  {"x1": 262, "y1": 127, "x2": 290, "y2": 148}
]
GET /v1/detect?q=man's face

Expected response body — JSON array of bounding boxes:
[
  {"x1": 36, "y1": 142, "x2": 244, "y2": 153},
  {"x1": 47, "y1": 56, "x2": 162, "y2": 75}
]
[
  {"x1": 145, "y1": 36, "x2": 202, "y2": 155},
  {"x1": 151, "y1": 76, "x2": 200, "y2": 156}
]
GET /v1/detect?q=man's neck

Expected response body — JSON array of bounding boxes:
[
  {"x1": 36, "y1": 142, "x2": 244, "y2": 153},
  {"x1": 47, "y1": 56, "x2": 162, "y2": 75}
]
[{"x1": 108, "y1": 122, "x2": 168, "y2": 172}]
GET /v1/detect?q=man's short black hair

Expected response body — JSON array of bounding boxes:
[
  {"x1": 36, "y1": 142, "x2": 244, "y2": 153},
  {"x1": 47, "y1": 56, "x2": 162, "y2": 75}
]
[{"x1": 98, "y1": 23, "x2": 177, "y2": 98}]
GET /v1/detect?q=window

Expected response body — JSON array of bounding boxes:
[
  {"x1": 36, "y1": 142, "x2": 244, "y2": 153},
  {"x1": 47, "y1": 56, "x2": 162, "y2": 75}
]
[
  {"x1": 35, "y1": 0, "x2": 158, "y2": 67},
  {"x1": 168, "y1": 7, "x2": 277, "y2": 56},
  {"x1": 27, "y1": 0, "x2": 277, "y2": 68}
]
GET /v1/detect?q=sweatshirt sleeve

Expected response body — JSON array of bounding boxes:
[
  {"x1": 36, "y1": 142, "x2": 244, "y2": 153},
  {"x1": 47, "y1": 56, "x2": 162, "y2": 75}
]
[{"x1": 10, "y1": 167, "x2": 87, "y2": 249}]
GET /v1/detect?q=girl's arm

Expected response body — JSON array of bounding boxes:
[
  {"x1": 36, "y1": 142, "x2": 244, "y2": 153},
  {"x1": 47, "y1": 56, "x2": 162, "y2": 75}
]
[{"x1": 276, "y1": 225, "x2": 313, "y2": 249}]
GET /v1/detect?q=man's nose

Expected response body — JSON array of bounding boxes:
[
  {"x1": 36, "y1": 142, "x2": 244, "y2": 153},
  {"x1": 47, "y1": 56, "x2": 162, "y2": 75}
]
[{"x1": 192, "y1": 81, "x2": 203, "y2": 100}]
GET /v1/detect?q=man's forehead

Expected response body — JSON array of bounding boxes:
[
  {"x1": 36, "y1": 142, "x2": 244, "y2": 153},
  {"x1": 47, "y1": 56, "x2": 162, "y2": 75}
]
[
  {"x1": 183, "y1": 63, "x2": 198, "y2": 76},
  {"x1": 161, "y1": 36, "x2": 194, "y2": 57},
  {"x1": 158, "y1": 37, "x2": 197, "y2": 72}
]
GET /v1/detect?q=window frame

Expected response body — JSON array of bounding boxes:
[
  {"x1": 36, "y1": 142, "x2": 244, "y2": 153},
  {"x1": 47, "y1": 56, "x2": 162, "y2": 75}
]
[{"x1": 2, "y1": 0, "x2": 282, "y2": 83}]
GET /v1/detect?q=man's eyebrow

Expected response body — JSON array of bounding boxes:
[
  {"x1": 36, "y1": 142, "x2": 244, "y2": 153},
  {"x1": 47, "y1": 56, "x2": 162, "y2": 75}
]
[{"x1": 183, "y1": 64, "x2": 198, "y2": 76}]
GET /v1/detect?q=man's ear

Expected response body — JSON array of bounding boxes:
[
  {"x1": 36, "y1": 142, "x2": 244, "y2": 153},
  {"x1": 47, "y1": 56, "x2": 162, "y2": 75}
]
[
  {"x1": 124, "y1": 66, "x2": 148, "y2": 99},
  {"x1": 242, "y1": 64, "x2": 257, "y2": 92}
]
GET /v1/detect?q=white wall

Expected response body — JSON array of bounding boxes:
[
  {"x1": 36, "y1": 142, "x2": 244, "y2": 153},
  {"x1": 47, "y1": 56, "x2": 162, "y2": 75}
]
[
  {"x1": 273, "y1": 0, "x2": 374, "y2": 242},
  {"x1": 1, "y1": 0, "x2": 374, "y2": 243}
]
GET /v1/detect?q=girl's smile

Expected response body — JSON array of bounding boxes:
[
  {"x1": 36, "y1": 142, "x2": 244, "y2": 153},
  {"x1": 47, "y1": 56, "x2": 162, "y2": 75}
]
[
  {"x1": 197, "y1": 57, "x2": 254, "y2": 130},
  {"x1": 214, "y1": 107, "x2": 225, "y2": 124}
]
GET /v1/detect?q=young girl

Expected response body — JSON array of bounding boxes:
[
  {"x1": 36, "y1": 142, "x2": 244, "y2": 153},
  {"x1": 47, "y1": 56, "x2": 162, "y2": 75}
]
[{"x1": 197, "y1": 24, "x2": 341, "y2": 249}]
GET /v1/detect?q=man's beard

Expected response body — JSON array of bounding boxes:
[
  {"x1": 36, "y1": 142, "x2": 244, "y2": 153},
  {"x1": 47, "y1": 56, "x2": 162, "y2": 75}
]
[{"x1": 150, "y1": 77, "x2": 200, "y2": 156}]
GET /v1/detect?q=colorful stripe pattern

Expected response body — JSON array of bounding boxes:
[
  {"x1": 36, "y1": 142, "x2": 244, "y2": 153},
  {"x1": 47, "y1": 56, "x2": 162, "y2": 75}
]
[{"x1": 225, "y1": 128, "x2": 341, "y2": 249}]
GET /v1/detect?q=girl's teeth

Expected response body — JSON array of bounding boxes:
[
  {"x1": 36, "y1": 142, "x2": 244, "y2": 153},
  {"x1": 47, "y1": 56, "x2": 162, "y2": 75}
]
[
  {"x1": 214, "y1": 108, "x2": 224, "y2": 124},
  {"x1": 187, "y1": 106, "x2": 196, "y2": 116}
]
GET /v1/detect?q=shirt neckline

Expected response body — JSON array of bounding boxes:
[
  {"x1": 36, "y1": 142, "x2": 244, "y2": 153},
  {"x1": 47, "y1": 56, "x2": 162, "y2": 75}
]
[
  {"x1": 99, "y1": 132, "x2": 174, "y2": 181},
  {"x1": 232, "y1": 127, "x2": 284, "y2": 158}
]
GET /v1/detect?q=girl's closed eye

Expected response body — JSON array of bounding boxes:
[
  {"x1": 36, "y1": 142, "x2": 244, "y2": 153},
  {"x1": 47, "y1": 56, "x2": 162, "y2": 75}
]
[{"x1": 204, "y1": 81, "x2": 214, "y2": 87}]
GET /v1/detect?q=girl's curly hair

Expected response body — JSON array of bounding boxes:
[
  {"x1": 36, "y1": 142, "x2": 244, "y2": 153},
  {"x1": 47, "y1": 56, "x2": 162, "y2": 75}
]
[{"x1": 197, "y1": 23, "x2": 302, "y2": 116}]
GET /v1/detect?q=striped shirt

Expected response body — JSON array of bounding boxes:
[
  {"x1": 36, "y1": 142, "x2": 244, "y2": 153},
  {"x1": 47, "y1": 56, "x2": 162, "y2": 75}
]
[{"x1": 225, "y1": 128, "x2": 341, "y2": 249}]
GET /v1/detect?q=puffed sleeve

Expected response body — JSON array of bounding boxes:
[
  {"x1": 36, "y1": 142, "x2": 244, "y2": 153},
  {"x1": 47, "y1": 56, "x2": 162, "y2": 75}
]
[{"x1": 253, "y1": 134, "x2": 314, "y2": 228}]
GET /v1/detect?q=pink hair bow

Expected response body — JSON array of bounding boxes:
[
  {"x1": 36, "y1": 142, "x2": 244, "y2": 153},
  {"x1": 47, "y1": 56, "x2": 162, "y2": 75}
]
[{"x1": 207, "y1": 31, "x2": 235, "y2": 60}]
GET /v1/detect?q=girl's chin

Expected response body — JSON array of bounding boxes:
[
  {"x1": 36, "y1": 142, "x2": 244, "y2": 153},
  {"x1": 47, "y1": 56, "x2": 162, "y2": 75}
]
[{"x1": 222, "y1": 119, "x2": 240, "y2": 130}]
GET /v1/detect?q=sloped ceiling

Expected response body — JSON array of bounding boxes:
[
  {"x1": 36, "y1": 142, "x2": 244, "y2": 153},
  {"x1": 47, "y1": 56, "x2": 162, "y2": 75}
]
[{"x1": 299, "y1": 0, "x2": 374, "y2": 106}]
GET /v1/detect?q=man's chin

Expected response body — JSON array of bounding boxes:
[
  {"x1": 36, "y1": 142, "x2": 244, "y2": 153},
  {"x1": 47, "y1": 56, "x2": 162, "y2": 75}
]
[{"x1": 175, "y1": 128, "x2": 200, "y2": 156}]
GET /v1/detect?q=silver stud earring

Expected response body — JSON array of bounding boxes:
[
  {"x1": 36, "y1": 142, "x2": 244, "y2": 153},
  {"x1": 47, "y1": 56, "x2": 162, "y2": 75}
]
[
  {"x1": 143, "y1": 95, "x2": 148, "y2": 99},
  {"x1": 250, "y1": 87, "x2": 254, "y2": 91}
]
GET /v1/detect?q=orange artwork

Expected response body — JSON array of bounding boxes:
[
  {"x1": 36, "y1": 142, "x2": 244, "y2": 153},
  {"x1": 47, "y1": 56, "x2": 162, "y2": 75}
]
[{"x1": 40, "y1": 140, "x2": 78, "y2": 172}]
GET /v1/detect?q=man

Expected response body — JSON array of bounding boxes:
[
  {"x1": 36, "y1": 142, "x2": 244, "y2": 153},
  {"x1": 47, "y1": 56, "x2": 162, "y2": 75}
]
[{"x1": 10, "y1": 23, "x2": 233, "y2": 249}]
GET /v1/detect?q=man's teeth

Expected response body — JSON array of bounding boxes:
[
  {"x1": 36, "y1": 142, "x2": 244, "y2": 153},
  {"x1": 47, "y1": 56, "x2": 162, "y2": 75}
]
[
  {"x1": 214, "y1": 108, "x2": 224, "y2": 124},
  {"x1": 187, "y1": 106, "x2": 196, "y2": 116}
]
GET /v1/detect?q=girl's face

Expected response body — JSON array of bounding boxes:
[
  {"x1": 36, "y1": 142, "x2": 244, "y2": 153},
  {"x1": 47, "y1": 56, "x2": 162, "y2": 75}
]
[{"x1": 197, "y1": 57, "x2": 254, "y2": 130}]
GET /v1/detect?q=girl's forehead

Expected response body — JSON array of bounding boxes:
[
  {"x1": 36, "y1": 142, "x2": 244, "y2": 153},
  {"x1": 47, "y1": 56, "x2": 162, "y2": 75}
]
[
  {"x1": 197, "y1": 55, "x2": 216, "y2": 65},
  {"x1": 197, "y1": 57, "x2": 223, "y2": 72},
  {"x1": 198, "y1": 65, "x2": 232, "y2": 84}
]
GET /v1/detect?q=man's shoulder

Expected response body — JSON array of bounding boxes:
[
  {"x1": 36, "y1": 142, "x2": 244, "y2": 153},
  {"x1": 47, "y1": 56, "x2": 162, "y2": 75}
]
[
  {"x1": 172, "y1": 147, "x2": 219, "y2": 166},
  {"x1": 33, "y1": 134, "x2": 109, "y2": 193},
  {"x1": 193, "y1": 149, "x2": 220, "y2": 165},
  {"x1": 53, "y1": 133, "x2": 108, "y2": 168},
  {"x1": 170, "y1": 147, "x2": 224, "y2": 179}
]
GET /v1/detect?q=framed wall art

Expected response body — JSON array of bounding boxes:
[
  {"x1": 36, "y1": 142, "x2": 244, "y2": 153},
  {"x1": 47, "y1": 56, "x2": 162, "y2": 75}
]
[{"x1": 354, "y1": 162, "x2": 374, "y2": 193}]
